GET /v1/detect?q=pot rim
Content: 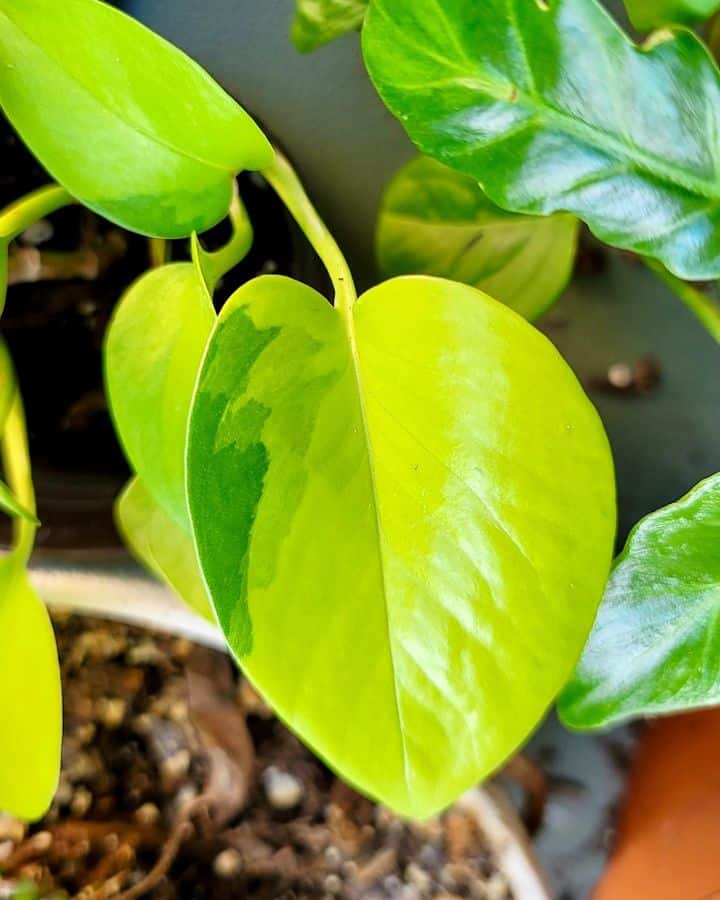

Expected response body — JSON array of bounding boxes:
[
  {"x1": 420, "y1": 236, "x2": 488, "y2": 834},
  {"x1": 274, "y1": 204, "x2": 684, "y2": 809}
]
[{"x1": 29, "y1": 554, "x2": 224, "y2": 649}]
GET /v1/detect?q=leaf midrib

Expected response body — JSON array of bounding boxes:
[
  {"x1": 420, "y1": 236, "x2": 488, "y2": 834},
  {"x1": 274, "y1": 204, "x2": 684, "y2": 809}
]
[
  {"x1": 448, "y1": 72, "x2": 720, "y2": 202},
  {"x1": 341, "y1": 308, "x2": 412, "y2": 796},
  {"x1": 0, "y1": 8, "x2": 231, "y2": 176}
]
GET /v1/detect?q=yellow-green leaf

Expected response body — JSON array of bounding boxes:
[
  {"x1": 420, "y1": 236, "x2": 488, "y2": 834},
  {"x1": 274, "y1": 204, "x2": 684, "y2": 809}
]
[
  {"x1": 291, "y1": 0, "x2": 368, "y2": 52},
  {"x1": 0, "y1": 556, "x2": 61, "y2": 820},
  {"x1": 377, "y1": 156, "x2": 578, "y2": 321},
  {"x1": 115, "y1": 477, "x2": 213, "y2": 623},
  {"x1": 105, "y1": 261, "x2": 215, "y2": 530},
  {"x1": 0, "y1": 0, "x2": 273, "y2": 236},
  {"x1": 187, "y1": 273, "x2": 616, "y2": 818}
]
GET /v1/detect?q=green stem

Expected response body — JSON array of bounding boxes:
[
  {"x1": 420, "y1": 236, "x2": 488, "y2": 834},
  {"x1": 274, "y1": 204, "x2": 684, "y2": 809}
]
[
  {"x1": 1, "y1": 387, "x2": 37, "y2": 566},
  {"x1": 261, "y1": 152, "x2": 356, "y2": 316},
  {"x1": 195, "y1": 182, "x2": 254, "y2": 293},
  {"x1": 1, "y1": 185, "x2": 75, "y2": 317},
  {"x1": 149, "y1": 237, "x2": 168, "y2": 269},
  {"x1": 0, "y1": 184, "x2": 73, "y2": 242},
  {"x1": 645, "y1": 258, "x2": 720, "y2": 343}
]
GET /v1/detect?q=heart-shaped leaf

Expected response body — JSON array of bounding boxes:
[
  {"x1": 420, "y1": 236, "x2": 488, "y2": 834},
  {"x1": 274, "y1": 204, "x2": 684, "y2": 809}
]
[
  {"x1": 363, "y1": 0, "x2": 720, "y2": 280},
  {"x1": 560, "y1": 473, "x2": 720, "y2": 729},
  {"x1": 625, "y1": 0, "x2": 720, "y2": 30},
  {"x1": 187, "y1": 272, "x2": 616, "y2": 817},
  {"x1": 377, "y1": 156, "x2": 578, "y2": 320},
  {"x1": 0, "y1": 0, "x2": 273, "y2": 236},
  {"x1": 116, "y1": 478, "x2": 213, "y2": 623},
  {"x1": 292, "y1": 0, "x2": 368, "y2": 51},
  {"x1": 105, "y1": 260, "x2": 215, "y2": 529},
  {"x1": 0, "y1": 556, "x2": 61, "y2": 820}
]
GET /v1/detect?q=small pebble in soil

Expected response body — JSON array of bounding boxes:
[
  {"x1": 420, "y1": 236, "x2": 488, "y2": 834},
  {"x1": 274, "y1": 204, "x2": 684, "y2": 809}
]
[
  {"x1": 263, "y1": 765, "x2": 304, "y2": 810},
  {"x1": 406, "y1": 862, "x2": 433, "y2": 893},
  {"x1": 134, "y1": 802, "x2": 161, "y2": 827},
  {"x1": 97, "y1": 696, "x2": 126, "y2": 729},
  {"x1": 213, "y1": 847, "x2": 243, "y2": 878},
  {"x1": 0, "y1": 816, "x2": 24, "y2": 844},
  {"x1": 69, "y1": 786, "x2": 93, "y2": 818},
  {"x1": 324, "y1": 873, "x2": 343, "y2": 894}
]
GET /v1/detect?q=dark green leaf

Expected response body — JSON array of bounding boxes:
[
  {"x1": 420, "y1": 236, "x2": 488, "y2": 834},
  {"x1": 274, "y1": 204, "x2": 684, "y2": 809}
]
[
  {"x1": 363, "y1": 0, "x2": 720, "y2": 280},
  {"x1": 187, "y1": 273, "x2": 615, "y2": 817},
  {"x1": 292, "y1": 0, "x2": 368, "y2": 51},
  {"x1": 377, "y1": 156, "x2": 578, "y2": 320},
  {"x1": 560, "y1": 474, "x2": 720, "y2": 729},
  {"x1": 0, "y1": 0, "x2": 273, "y2": 236}
]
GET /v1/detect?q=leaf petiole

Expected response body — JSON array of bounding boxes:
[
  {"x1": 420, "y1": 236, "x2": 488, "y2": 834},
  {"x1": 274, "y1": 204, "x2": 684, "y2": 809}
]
[
  {"x1": 261, "y1": 152, "x2": 356, "y2": 316},
  {"x1": 193, "y1": 182, "x2": 255, "y2": 293},
  {"x1": 148, "y1": 237, "x2": 169, "y2": 269},
  {"x1": 0, "y1": 184, "x2": 73, "y2": 243},
  {"x1": 644, "y1": 258, "x2": 720, "y2": 344},
  {"x1": 0, "y1": 387, "x2": 37, "y2": 566},
  {"x1": 0, "y1": 184, "x2": 75, "y2": 316}
]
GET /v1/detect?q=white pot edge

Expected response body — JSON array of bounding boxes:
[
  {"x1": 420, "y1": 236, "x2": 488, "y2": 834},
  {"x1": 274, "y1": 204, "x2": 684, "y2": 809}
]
[{"x1": 30, "y1": 560, "x2": 225, "y2": 650}]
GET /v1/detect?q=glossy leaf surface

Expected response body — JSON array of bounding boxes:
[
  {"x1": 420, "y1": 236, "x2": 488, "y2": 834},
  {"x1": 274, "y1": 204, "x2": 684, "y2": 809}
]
[
  {"x1": 187, "y1": 273, "x2": 615, "y2": 817},
  {"x1": 377, "y1": 156, "x2": 578, "y2": 320},
  {"x1": 625, "y1": 0, "x2": 720, "y2": 30},
  {"x1": 292, "y1": 0, "x2": 368, "y2": 51},
  {"x1": 105, "y1": 261, "x2": 215, "y2": 529},
  {"x1": 560, "y1": 474, "x2": 720, "y2": 729},
  {"x1": 0, "y1": 0, "x2": 273, "y2": 236},
  {"x1": 363, "y1": 0, "x2": 720, "y2": 280},
  {"x1": 0, "y1": 555, "x2": 61, "y2": 820},
  {"x1": 116, "y1": 478, "x2": 213, "y2": 623}
]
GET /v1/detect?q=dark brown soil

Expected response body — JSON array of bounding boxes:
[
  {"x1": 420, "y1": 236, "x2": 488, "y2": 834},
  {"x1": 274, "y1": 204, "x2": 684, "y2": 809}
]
[{"x1": 0, "y1": 615, "x2": 513, "y2": 900}]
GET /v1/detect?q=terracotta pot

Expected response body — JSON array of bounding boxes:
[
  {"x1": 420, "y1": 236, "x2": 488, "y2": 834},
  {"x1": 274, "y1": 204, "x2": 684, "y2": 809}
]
[{"x1": 594, "y1": 710, "x2": 720, "y2": 900}]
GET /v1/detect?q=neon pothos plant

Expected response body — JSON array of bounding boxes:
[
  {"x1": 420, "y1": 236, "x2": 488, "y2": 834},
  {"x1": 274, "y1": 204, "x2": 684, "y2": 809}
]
[{"x1": 0, "y1": 0, "x2": 713, "y2": 824}]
